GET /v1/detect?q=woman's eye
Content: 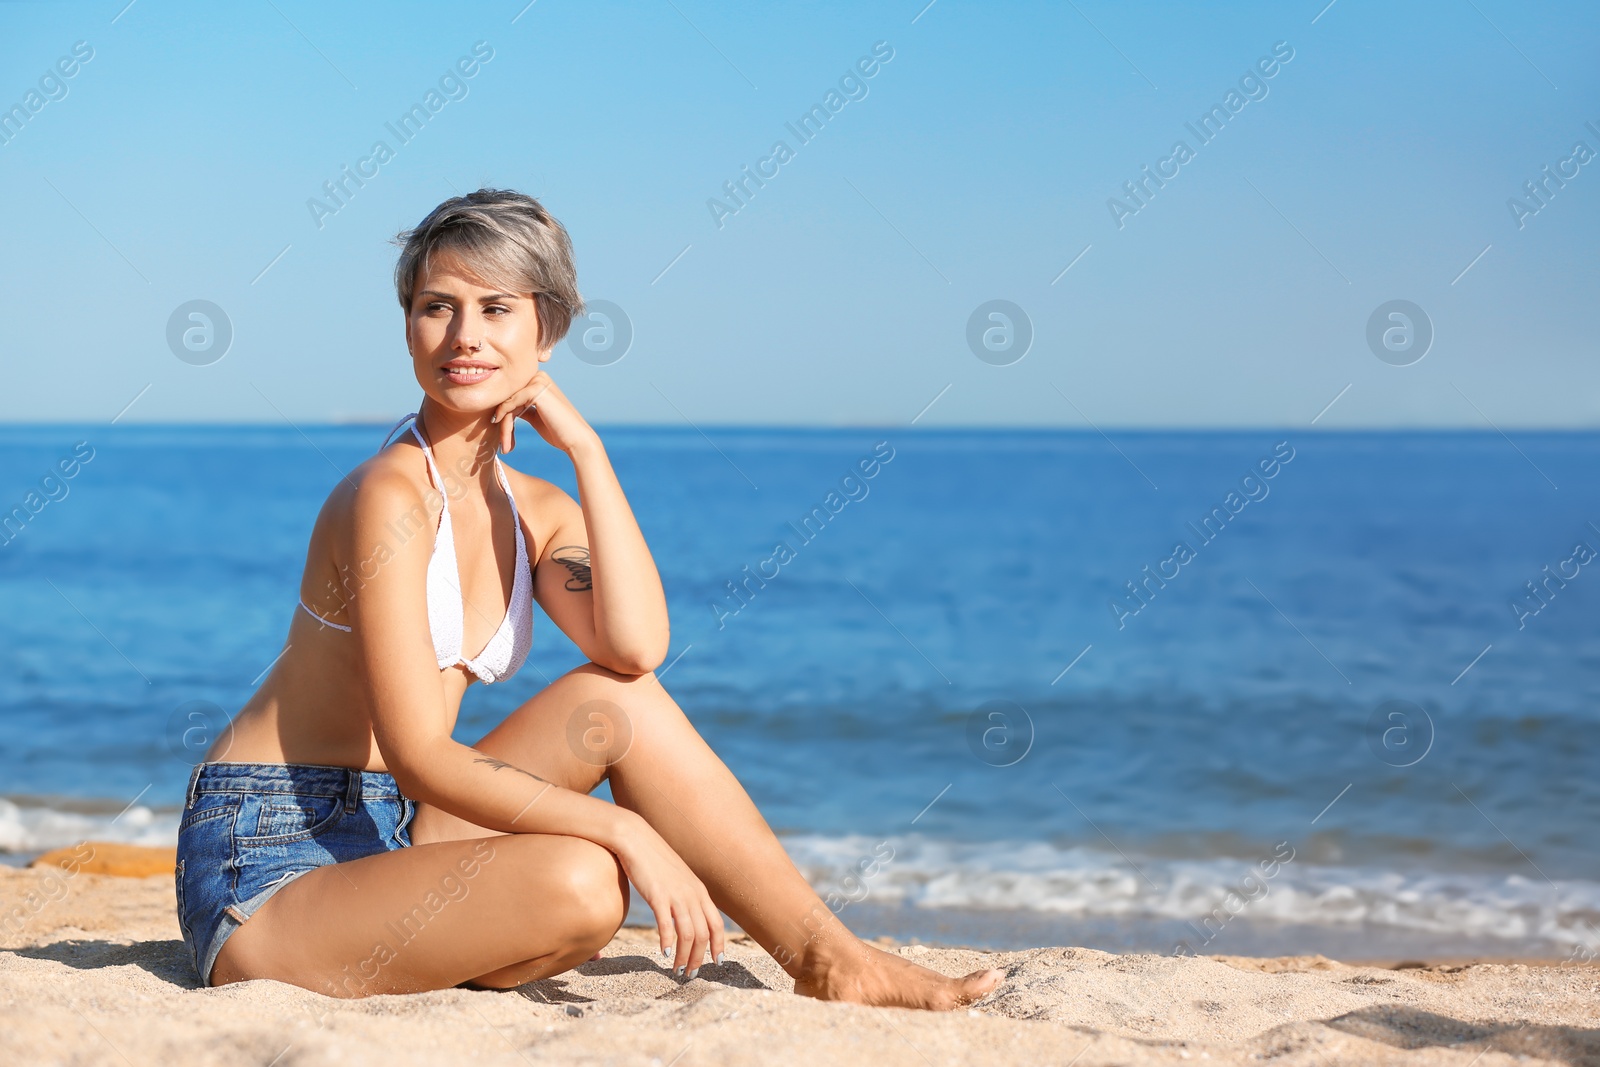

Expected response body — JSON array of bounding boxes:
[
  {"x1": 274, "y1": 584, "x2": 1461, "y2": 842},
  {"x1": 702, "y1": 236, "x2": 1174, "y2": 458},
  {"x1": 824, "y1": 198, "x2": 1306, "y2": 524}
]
[{"x1": 486, "y1": 305, "x2": 509, "y2": 315}]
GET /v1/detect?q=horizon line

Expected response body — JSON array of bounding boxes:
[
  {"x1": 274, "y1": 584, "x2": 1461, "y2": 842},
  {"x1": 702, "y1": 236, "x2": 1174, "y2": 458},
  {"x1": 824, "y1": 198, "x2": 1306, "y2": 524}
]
[{"x1": 2, "y1": 420, "x2": 1598, "y2": 434}]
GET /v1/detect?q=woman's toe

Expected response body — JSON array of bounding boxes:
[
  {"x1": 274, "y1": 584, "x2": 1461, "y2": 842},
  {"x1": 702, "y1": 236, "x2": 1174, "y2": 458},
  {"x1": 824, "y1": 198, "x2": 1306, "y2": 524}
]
[{"x1": 956, "y1": 967, "x2": 1004, "y2": 1005}]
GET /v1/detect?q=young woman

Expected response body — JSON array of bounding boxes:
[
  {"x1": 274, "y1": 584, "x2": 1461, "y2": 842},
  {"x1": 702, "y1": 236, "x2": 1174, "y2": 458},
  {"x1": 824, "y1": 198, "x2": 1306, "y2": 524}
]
[{"x1": 174, "y1": 188, "x2": 1003, "y2": 1010}]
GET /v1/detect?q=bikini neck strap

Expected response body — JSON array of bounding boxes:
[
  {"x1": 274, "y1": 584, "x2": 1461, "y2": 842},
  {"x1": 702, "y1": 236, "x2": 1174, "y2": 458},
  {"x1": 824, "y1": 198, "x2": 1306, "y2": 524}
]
[{"x1": 381, "y1": 409, "x2": 505, "y2": 494}]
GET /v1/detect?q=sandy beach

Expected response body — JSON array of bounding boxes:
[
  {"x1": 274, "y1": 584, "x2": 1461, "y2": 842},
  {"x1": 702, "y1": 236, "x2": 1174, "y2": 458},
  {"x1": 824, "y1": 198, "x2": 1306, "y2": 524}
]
[{"x1": 2, "y1": 860, "x2": 1596, "y2": 1066}]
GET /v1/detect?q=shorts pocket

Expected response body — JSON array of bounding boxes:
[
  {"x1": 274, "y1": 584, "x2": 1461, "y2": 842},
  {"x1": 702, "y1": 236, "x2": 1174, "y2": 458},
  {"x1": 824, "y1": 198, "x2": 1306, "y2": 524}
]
[
  {"x1": 173, "y1": 857, "x2": 188, "y2": 942},
  {"x1": 237, "y1": 793, "x2": 345, "y2": 845},
  {"x1": 179, "y1": 798, "x2": 239, "y2": 835}
]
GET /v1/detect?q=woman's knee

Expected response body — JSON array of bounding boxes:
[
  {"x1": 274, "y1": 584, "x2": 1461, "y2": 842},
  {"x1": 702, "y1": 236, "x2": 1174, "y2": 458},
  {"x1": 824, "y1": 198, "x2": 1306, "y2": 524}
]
[
  {"x1": 498, "y1": 834, "x2": 626, "y2": 937},
  {"x1": 560, "y1": 662, "x2": 678, "y2": 764},
  {"x1": 457, "y1": 839, "x2": 626, "y2": 991},
  {"x1": 551, "y1": 837, "x2": 629, "y2": 940}
]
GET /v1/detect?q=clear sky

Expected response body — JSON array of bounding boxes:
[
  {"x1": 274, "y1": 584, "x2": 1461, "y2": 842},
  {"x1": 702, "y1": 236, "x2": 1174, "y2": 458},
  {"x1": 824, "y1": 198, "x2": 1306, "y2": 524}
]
[{"x1": 1, "y1": 0, "x2": 1595, "y2": 427}]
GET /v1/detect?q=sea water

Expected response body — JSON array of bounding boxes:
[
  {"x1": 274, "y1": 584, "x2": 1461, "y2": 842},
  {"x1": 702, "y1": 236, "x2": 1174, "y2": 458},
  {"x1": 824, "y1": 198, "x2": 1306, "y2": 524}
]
[{"x1": 2, "y1": 425, "x2": 1597, "y2": 959}]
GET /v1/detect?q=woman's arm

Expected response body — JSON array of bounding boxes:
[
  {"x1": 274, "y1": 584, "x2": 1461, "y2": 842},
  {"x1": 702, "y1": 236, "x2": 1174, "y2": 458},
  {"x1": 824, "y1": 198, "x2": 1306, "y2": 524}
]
[
  {"x1": 347, "y1": 467, "x2": 630, "y2": 841},
  {"x1": 344, "y1": 467, "x2": 720, "y2": 962},
  {"x1": 496, "y1": 372, "x2": 670, "y2": 674}
]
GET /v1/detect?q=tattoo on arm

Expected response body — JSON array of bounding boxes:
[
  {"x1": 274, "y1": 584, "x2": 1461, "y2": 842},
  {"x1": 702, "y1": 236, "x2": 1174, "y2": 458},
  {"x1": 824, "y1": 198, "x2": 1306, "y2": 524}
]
[
  {"x1": 472, "y1": 755, "x2": 550, "y2": 785},
  {"x1": 551, "y1": 545, "x2": 592, "y2": 592}
]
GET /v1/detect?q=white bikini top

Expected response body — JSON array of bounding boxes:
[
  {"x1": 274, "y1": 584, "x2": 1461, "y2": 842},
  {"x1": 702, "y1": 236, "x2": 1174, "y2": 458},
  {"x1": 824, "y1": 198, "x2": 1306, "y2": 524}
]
[{"x1": 299, "y1": 413, "x2": 535, "y2": 684}]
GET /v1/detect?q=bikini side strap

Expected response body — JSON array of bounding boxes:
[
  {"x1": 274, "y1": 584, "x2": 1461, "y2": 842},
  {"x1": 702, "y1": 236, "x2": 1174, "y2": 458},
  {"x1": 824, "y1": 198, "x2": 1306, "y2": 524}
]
[{"x1": 379, "y1": 410, "x2": 420, "y2": 450}]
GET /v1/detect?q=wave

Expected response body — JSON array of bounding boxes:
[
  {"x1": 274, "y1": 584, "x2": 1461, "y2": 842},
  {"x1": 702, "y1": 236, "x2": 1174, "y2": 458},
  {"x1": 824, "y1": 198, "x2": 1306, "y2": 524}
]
[
  {"x1": 0, "y1": 796, "x2": 180, "y2": 854},
  {"x1": 782, "y1": 834, "x2": 1600, "y2": 952},
  {"x1": 6, "y1": 796, "x2": 1594, "y2": 954}
]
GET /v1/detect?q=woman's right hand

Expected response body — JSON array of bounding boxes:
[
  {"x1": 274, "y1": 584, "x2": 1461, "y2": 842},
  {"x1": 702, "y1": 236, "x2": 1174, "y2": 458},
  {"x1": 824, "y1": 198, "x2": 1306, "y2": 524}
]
[
  {"x1": 490, "y1": 369, "x2": 597, "y2": 457},
  {"x1": 611, "y1": 813, "x2": 726, "y2": 976}
]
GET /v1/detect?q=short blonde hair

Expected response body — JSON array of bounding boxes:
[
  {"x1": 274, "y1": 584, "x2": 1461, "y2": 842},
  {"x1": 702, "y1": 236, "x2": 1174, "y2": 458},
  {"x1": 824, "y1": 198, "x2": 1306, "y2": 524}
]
[{"x1": 392, "y1": 188, "x2": 583, "y2": 351}]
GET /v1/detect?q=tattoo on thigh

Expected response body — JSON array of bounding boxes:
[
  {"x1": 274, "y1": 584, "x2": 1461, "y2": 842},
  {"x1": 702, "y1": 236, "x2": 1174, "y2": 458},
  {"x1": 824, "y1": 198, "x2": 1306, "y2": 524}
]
[
  {"x1": 551, "y1": 545, "x2": 592, "y2": 591},
  {"x1": 472, "y1": 755, "x2": 550, "y2": 785}
]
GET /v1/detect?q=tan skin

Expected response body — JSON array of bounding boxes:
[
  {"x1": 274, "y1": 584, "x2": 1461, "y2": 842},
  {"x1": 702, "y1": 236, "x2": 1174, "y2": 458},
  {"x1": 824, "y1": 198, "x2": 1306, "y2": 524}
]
[{"x1": 204, "y1": 249, "x2": 1004, "y2": 1008}]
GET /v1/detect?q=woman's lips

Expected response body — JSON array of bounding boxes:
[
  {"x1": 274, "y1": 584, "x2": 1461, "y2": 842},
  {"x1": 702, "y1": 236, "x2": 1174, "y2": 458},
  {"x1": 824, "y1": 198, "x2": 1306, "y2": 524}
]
[{"x1": 441, "y1": 363, "x2": 497, "y2": 385}]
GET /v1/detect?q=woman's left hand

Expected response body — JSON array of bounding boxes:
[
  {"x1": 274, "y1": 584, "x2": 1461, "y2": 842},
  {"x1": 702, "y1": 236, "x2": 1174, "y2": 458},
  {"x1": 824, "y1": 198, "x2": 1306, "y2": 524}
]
[{"x1": 491, "y1": 370, "x2": 596, "y2": 455}]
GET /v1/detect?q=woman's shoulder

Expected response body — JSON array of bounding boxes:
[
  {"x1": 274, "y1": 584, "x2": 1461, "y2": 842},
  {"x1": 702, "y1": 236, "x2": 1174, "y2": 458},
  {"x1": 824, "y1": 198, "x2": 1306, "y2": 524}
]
[
  {"x1": 317, "y1": 441, "x2": 436, "y2": 525},
  {"x1": 297, "y1": 442, "x2": 440, "y2": 594},
  {"x1": 497, "y1": 462, "x2": 566, "y2": 503},
  {"x1": 497, "y1": 463, "x2": 579, "y2": 541}
]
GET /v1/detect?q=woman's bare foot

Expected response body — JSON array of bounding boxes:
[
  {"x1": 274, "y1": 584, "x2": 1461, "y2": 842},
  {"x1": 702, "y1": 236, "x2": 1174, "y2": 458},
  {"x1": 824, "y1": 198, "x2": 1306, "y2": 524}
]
[{"x1": 791, "y1": 941, "x2": 1004, "y2": 1011}]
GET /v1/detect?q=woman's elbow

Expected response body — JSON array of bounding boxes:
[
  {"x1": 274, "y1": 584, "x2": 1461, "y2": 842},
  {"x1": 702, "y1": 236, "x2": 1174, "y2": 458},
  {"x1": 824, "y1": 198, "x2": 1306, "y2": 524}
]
[
  {"x1": 596, "y1": 651, "x2": 662, "y2": 677},
  {"x1": 596, "y1": 637, "x2": 669, "y2": 676},
  {"x1": 376, "y1": 736, "x2": 442, "y2": 803},
  {"x1": 383, "y1": 757, "x2": 430, "y2": 805}
]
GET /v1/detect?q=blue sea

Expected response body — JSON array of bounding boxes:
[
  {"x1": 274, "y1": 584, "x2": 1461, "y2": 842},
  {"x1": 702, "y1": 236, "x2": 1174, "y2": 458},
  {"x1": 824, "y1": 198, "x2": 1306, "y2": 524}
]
[{"x1": 3, "y1": 425, "x2": 1598, "y2": 961}]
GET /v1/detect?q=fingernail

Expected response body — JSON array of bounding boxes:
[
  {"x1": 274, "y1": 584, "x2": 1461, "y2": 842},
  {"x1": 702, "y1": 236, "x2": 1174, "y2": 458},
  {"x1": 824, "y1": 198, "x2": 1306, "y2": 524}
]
[
  {"x1": 687, "y1": 968, "x2": 699, "y2": 979},
  {"x1": 662, "y1": 946, "x2": 672, "y2": 958},
  {"x1": 675, "y1": 966, "x2": 685, "y2": 977},
  {"x1": 715, "y1": 952, "x2": 725, "y2": 965}
]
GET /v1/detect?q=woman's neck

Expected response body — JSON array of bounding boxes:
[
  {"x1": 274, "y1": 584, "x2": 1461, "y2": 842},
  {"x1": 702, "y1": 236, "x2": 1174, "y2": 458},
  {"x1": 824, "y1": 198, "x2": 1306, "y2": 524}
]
[{"x1": 416, "y1": 400, "x2": 502, "y2": 491}]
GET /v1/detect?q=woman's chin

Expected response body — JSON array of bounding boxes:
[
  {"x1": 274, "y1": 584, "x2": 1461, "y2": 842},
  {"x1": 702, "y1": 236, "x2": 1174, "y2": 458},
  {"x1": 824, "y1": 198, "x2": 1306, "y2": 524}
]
[{"x1": 418, "y1": 383, "x2": 511, "y2": 419}]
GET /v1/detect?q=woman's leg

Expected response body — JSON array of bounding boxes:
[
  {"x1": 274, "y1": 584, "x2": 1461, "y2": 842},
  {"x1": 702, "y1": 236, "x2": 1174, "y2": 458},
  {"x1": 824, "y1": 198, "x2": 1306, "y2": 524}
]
[
  {"x1": 211, "y1": 831, "x2": 628, "y2": 994},
  {"x1": 410, "y1": 663, "x2": 1003, "y2": 1009}
]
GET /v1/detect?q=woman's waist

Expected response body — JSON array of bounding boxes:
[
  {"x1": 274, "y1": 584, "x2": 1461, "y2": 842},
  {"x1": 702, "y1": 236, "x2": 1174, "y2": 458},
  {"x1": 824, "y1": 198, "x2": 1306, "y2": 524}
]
[
  {"x1": 185, "y1": 759, "x2": 405, "y2": 799},
  {"x1": 231, "y1": 662, "x2": 465, "y2": 761},
  {"x1": 218, "y1": 687, "x2": 397, "y2": 768}
]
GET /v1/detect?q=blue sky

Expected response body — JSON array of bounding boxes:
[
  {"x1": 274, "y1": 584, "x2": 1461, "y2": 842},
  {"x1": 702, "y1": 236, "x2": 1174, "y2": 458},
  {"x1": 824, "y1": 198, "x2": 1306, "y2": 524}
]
[{"x1": 1, "y1": 0, "x2": 1595, "y2": 427}]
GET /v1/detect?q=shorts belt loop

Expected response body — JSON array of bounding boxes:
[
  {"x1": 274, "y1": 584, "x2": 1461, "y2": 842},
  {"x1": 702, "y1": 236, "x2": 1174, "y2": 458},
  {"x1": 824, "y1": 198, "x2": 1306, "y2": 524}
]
[
  {"x1": 344, "y1": 768, "x2": 360, "y2": 813},
  {"x1": 184, "y1": 764, "x2": 202, "y2": 810}
]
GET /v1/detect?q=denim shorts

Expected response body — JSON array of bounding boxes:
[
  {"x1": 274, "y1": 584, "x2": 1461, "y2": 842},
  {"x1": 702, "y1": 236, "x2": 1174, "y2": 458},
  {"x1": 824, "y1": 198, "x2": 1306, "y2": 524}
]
[{"x1": 175, "y1": 761, "x2": 416, "y2": 988}]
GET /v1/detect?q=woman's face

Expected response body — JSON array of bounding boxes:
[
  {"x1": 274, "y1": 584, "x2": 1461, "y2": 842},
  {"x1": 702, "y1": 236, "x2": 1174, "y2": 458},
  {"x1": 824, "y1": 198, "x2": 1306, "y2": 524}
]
[{"x1": 404, "y1": 250, "x2": 549, "y2": 416}]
